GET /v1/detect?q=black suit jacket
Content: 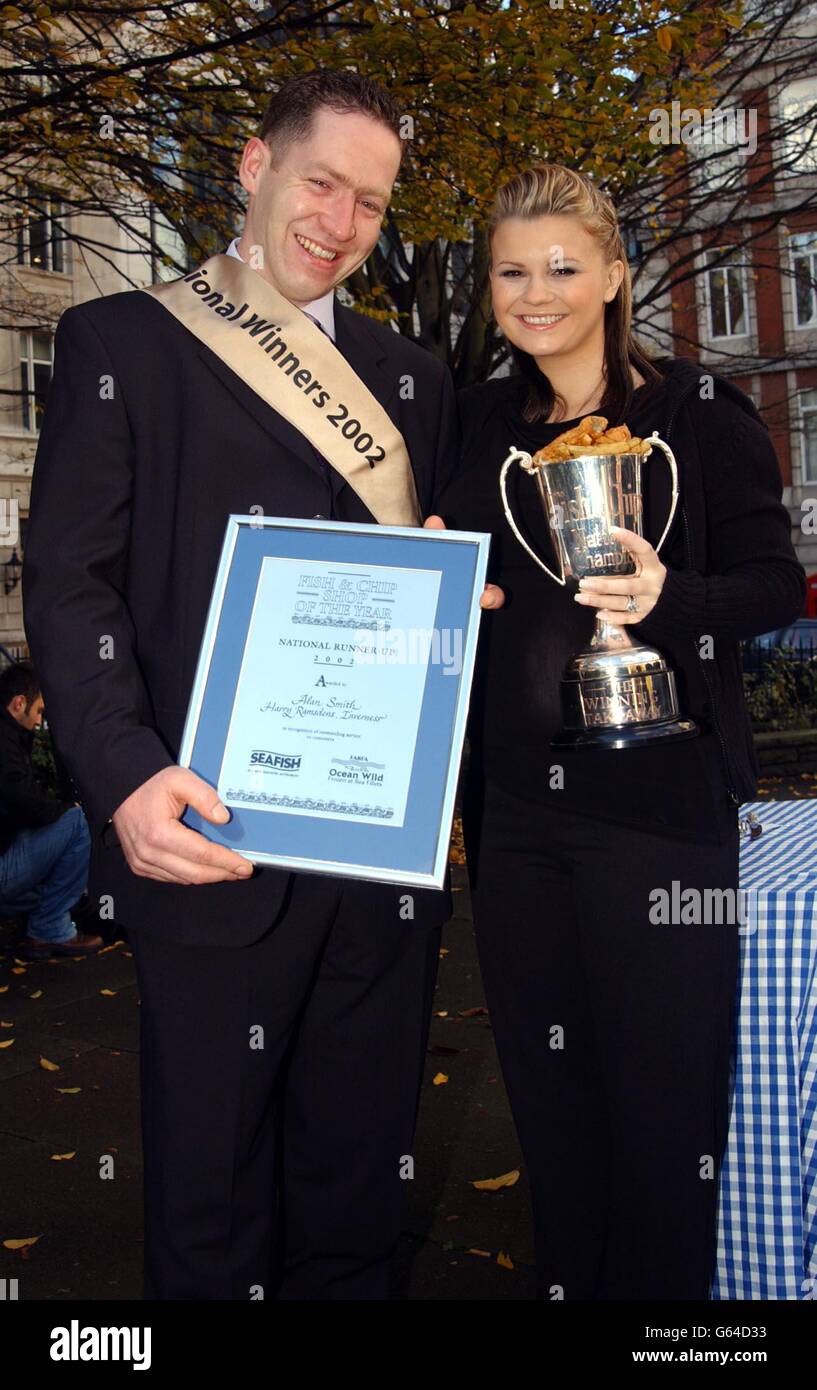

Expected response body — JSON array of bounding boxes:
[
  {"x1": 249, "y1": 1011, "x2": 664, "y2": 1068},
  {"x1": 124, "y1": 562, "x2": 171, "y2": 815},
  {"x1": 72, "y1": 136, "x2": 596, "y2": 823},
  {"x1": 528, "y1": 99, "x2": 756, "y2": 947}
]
[{"x1": 22, "y1": 288, "x2": 460, "y2": 945}]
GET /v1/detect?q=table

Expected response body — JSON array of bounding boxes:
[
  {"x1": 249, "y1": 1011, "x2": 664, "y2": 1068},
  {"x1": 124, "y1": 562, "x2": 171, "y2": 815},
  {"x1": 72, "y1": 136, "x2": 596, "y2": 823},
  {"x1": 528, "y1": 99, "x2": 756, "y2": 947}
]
[{"x1": 712, "y1": 800, "x2": 817, "y2": 1300}]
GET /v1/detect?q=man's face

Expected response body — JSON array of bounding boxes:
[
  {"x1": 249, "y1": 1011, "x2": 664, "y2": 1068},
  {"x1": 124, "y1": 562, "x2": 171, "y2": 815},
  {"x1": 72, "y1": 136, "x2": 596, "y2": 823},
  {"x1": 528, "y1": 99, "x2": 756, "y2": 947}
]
[
  {"x1": 8, "y1": 694, "x2": 44, "y2": 730},
  {"x1": 238, "y1": 107, "x2": 402, "y2": 306}
]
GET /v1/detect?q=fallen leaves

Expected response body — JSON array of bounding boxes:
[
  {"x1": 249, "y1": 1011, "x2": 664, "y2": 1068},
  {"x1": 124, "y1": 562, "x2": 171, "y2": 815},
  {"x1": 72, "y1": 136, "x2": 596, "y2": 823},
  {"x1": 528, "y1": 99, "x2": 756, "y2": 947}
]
[
  {"x1": 99, "y1": 989, "x2": 117, "y2": 997},
  {"x1": 39, "y1": 1056, "x2": 60, "y2": 1072},
  {"x1": 50, "y1": 1152, "x2": 76, "y2": 1162},
  {"x1": 472, "y1": 1169, "x2": 520, "y2": 1192},
  {"x1": 29, "y1": 990, "x2": 43, "y2": 1000},
  {"x1": 0, "y1": 1038, "x2": 15, "y2": 1049},
  {"x1": 497, "y1": 1251, "x2": 514, "y2": 1269},
  {"x1": 432, "y1": 1072, "x2": 449, "y2": 1086},
  {"x1": 56, "y1": 1087, "x2": 81, "y2": 1095},
  {"x1": 3, "y1": 1237, "x2": 40, "y2": 1251}
]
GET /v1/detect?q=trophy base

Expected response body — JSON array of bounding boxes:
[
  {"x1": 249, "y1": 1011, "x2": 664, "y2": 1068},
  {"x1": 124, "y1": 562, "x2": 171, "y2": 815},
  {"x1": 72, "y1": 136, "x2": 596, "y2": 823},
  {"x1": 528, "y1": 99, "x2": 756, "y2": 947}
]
[{"x1": 551, "y1": 717, "x2": 698, "y2": 751}]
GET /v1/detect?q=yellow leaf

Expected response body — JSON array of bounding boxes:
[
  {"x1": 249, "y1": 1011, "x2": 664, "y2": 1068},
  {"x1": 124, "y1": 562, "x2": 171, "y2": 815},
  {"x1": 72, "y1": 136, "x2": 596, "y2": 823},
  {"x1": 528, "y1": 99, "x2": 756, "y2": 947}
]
[
  {"x1": 0, "y1": 985, "x2": 7, "y2": 993},
  {"x1": 1, "y1": 1021, "x2": 13, "y2": 1028},
  {"x1": 439, "y1": 948, "x2": 449, "y2": 957},
  {"x1": 39, "y1": 1056, "x2": 60, "y2": 1071},
  {"x1": 497, "y1": 1250, "x2": 515, "y2": 1269},
  {"x1": 472, "y1": 1169, "x2": 520, "y2": 1191},
  {"x1": 56, "y1": 1087, "x2": 81, "y2": 1095},
  {"x1": 435, "y1": 1010, "x2": 448, "y2": 1017},
  {"x1": 11, "y1": 967, "x2": 26, "y2": 975},
  {"x1": 50, "y1": 1152, "x2": 76, "y2": 1161},
  {"x1": 29, "y1": 990, "x2": 43, "y2": 999},
  {"x1": 3, "y1": 1236, "x2": 40, "y2": 1250},
  {"x1": 467, "y1": 1248, "x2": 491, "y2": 1258},
  {"x1": 432, "y1": 1072, "x2": 449, "y2": 1085},
  {"x1": 99, "y1": 989, "x2": 117, "y2": 997},
  {"x1": 656, "y1": 27, "x2": 672, "y2": 53},
  {"x1": 0, "y1": 1039, "x2": 15, "y2": 1049}
]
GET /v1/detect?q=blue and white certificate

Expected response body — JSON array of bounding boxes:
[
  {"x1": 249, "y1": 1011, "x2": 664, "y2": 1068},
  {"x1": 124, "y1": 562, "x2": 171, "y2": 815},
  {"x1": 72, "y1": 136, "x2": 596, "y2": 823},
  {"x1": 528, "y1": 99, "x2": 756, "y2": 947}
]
[
  {"x1": 218, "y1": 557, "x2": 442, "y2": 827},
  {"x1": 178, "y1": 516, "x2": 491, "y2": 889}
]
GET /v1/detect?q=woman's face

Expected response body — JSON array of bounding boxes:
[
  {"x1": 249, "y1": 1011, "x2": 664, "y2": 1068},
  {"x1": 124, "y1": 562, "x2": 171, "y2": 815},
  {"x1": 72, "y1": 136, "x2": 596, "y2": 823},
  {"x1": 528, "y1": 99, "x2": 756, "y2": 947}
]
[{"x1": 490, "y1": 214, "x2": 624, "y2": 367}]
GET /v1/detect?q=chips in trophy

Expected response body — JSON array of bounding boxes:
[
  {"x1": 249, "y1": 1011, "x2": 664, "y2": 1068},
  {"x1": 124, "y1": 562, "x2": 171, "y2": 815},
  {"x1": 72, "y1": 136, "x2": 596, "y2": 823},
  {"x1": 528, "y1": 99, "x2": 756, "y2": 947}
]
[{"x1": 498, "y1": 417, "x2": 698, "y2": 748}]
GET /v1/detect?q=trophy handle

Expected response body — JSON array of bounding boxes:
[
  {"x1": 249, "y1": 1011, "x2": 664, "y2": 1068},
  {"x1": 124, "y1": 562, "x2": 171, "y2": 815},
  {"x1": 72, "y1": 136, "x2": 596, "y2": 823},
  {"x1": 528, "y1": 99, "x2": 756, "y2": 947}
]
[
  {"x1": 499, "y1": 447, "x2": 566, "y2": 586},
  {"x1": 642, "y1": 434, "x2": 680, "y2": 557}
]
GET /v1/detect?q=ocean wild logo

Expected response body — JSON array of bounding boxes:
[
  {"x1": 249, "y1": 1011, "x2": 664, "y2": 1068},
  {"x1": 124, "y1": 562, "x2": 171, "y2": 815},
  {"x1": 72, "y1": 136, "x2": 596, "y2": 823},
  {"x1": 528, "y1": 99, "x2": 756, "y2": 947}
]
[
  {"x1": 329, "y1": 756, "x2": 385, "y2": 787},
  {"x1": 249, "y1": 750, "x2": 302, "y2": 773},
  {"x1": 50, "y1": 1320, "x2": 151, "y2": 1370}
]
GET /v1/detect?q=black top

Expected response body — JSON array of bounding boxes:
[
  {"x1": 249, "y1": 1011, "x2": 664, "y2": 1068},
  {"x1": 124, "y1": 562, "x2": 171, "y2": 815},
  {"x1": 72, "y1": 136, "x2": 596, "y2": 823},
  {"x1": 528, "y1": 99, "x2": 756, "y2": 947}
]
[
  {"x1": 0, "y1": 705, "x2": 73, "y2": 856},
  {"x1": 438, "y1": 361, "x2": 807, "y2": 843}
]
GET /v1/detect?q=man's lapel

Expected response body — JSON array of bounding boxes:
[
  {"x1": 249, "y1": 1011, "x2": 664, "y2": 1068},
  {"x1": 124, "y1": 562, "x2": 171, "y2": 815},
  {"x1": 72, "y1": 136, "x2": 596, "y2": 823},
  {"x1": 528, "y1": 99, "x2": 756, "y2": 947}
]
[
  {"x1": 195, "y1": 342, "x2": 328, "y2": 484},
  {"x1": 195, "y1": 300, "x2": 401, "y2": 493}
]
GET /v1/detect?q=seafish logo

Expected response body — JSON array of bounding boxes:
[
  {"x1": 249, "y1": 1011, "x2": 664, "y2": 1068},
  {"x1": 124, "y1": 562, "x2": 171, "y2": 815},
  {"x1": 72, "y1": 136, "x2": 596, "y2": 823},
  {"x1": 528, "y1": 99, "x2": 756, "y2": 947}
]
[{"x1": 249, "y1": 750, "x2": 302, "y2": 771}]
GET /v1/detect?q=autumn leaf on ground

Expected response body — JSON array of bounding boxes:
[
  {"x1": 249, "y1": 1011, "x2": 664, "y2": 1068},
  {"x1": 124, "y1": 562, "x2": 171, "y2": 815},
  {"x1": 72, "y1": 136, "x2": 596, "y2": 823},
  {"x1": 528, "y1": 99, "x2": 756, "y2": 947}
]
[
  {"x1": 50, "y1": 1152, "x2": 76, "y2": 1162},
  {"x1": 39, "y1": 1056, "x2": 60, "y2": 1072},
  {"x1": 0, "y1": 986, "x2": 8, "y2": 993},
  {"x1": 11, "y1": 967, "x2": 26, "y2": 975},
  {"x1": 467, "y1": 1248, "x2": 491, "y2": 1258},
  {"x1": 497, "y1": 1250, "x2": 514, "y2": 1269},
  {"x1": 458, "y1": 1006, "x2": 488, "y2": 1018},
  {"x1": 0, "y1": 1038, "x2": 15, "y2": 1049},
  {"x1": 100, "y1": 989, "x2": 117, "y2": 997},
  {"x1": 472, "y1": 1169, "x2": 520, "y2": 1191},
  {"x1": 435, "y1": 1010, "x2": 448, "y2": 1017},
  {"x1": 1, "y1": 1020, "x2": 13, "y2": 1027},
  {"x1": 3, "y1": 1237, "x2": 40, "y2": 1250},
  {"x1": 439, "y1": 948, "x2": 449, "y2": 957},
  {"x1": 432, "y1": 1072, "x2": 449, "y2": 1086},
  {"x1": 56, "y1": 1087, "x2": 81, "y2": 1095},
  {"x1": 29, "y1": 990, "x2": 43, "y2": 999}
]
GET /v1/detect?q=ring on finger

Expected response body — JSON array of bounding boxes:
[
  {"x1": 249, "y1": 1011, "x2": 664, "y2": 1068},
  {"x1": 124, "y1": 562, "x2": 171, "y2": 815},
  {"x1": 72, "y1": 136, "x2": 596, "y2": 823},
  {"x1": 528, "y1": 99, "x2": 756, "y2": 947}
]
[{"x1": 625, "y1": 594, "x2": 639, "y2": 614}]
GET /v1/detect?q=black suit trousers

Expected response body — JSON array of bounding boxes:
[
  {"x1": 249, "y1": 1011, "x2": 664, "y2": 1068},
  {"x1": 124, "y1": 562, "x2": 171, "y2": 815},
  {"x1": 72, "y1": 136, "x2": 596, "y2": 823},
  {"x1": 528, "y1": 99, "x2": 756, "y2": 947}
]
[
  {"x1": 130, "y1": 871, "x2": 441, "y2": 1300},
  {"x1": 462, "y1": 774, "x2": 740, "y2": 1302}
]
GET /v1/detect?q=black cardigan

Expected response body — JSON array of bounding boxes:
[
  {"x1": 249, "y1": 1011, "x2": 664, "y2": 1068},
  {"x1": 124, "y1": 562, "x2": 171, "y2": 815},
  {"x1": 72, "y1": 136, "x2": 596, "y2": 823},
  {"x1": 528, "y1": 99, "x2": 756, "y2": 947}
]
[{"x1": 438, "y1": 359, "x2": 806, "y2": 842}]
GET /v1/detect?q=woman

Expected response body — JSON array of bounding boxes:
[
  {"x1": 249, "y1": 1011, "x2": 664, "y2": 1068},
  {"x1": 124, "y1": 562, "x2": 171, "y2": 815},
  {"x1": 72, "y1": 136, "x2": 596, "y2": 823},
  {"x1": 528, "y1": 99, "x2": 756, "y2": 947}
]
[{"x1": 436, "y1": 165, "x2": 805, "y2": 1301}]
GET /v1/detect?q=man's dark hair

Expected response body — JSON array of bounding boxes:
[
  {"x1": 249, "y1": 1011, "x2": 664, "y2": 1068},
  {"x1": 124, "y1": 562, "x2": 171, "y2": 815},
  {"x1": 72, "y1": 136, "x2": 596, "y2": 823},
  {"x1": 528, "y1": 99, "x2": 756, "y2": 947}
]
[
  {"x1": 258, "y1": 69, "x2": 404, "y2": 166},
  {"x1": 0, "y1": 660, "x2": 42, "y2": 712}
]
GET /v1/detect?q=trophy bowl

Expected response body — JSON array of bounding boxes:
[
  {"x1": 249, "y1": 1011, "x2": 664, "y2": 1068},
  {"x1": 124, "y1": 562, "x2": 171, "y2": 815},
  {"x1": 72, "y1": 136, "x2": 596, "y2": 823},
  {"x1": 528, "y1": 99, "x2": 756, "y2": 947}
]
[{"x1": 499, "y1": 439, "x2": 698, "y2": 750}]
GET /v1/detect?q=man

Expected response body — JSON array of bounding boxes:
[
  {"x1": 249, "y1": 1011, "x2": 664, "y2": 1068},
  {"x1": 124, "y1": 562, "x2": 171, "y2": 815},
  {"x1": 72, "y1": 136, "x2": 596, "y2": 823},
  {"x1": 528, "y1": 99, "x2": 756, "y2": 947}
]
[
  {"x1": 0, "y1": 661, "x2": 97, "y2": 957},
  {"x1": 23, "y1": 70, "x2": 499, "y2": 1300}
]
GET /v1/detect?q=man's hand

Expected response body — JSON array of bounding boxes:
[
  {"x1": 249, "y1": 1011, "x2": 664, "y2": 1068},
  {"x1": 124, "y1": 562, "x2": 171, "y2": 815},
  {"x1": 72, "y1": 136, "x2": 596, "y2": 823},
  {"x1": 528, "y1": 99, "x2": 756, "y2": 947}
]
[
  {"x1": 111, "y1": 766, "x2": 254, "y2": 885},
  {"x1": 423, "y1": 514, "x2": 504, "y2": 609}
]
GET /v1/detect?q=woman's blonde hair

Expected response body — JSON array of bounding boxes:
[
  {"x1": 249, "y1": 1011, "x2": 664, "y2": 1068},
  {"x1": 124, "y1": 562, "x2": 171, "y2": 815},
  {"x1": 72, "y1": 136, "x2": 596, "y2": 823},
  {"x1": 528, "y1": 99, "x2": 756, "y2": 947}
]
[{"x1": 488, "y1": 164, "x2": 660, "y2": 424}]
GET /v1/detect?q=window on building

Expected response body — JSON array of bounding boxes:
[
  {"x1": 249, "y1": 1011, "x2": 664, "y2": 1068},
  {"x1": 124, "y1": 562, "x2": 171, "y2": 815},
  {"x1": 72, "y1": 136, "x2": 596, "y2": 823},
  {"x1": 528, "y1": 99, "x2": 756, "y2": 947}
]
[
  {"x1": 16, "y1": 189, "x2": 69, "y2": 274},
  {"x1": 780, "y1": 80, "x2": 817, "y2": 175},
  {"x1": 19, "y1": 333, "x2": 53, "y2": 432},
  {"x1": 800, "y1": 389, "x2": 817, "y2": 483},
  {"x1": 791, "y1": 230, "x2": 817, "y2": 327},
  {"x1": 704, "y1": 248, "x2": 748, "y2": 338}
]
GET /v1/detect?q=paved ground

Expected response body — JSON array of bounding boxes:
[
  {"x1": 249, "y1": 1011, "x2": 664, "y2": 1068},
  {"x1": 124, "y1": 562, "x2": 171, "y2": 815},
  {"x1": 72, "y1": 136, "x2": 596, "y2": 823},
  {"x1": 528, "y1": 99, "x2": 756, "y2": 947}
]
[
  {"x1": 0, "y1": 778, "x2": 803, "y2": 1304},
  {"x1": 0, "y1": 858, "x2": 535, "y2": 1302}
]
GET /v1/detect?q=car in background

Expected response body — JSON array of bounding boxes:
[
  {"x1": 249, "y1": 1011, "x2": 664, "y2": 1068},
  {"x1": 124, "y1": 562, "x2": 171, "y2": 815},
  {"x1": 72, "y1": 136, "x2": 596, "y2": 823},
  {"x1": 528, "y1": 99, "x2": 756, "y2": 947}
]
[{"x1": 741, "y1": 618, "x2": 817, "y2": 673}]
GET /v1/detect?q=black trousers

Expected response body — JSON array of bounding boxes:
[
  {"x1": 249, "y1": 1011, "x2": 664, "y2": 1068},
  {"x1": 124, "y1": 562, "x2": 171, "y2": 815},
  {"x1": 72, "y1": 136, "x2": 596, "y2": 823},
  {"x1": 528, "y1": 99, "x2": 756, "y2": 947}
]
[
  {"x1": 463, "y1": 775, "x2": 740, "y2": 1302},
  {"x1": 130, "y1": 873, "x2": 441, "y2": 1300}
]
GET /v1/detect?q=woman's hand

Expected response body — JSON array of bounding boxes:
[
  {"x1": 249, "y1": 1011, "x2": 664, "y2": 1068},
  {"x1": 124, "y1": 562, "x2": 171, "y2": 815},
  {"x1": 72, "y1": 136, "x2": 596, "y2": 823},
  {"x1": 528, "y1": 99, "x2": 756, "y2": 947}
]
[
  {"x1": 424, "y1": 514, "x2": 505, "y2": 609},
  {"x1": 572, "y1": 526, "x2": 666, "y2": 625}
]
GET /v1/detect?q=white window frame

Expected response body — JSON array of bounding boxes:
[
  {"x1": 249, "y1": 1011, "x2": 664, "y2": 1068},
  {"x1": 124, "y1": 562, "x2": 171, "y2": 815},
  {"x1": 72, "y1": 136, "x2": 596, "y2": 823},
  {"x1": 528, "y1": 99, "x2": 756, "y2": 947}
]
[
  {"x1": 19, "y1": 332, "x2": 54, "y2": 433},
  {"x1": 16, "y1": 188, "x2": 69, "y2": 274},
  {"x1": 799, "y1": 388, "x2": 817, "y2": 484},
  {"x1": 703, "y1": 247, "x2": 749, "y2": 340},
  {"x1": 790, "y1": 230, "x2": 817, "y2": 330}
]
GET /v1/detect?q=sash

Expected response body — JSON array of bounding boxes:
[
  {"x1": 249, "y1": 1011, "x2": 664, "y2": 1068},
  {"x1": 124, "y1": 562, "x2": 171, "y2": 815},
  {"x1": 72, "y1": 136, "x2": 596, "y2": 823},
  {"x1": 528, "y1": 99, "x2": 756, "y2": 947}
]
[{"x1": 142, "y1": 255, "x2": 422, "y2": 526}]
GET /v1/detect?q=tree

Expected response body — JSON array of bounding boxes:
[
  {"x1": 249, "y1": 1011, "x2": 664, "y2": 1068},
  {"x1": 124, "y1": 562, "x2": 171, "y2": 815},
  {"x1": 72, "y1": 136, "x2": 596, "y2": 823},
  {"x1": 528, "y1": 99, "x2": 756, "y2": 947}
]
[{"x1": 2, "y1": 0, "x2": 816, "y2": 386}]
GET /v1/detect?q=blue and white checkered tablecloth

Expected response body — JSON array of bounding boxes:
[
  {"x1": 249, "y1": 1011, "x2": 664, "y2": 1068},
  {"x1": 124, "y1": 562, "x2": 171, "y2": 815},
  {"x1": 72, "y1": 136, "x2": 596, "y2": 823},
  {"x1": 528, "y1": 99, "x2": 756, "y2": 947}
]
[{"x1": 712, "y1": 800, "x2": 817, "y2": 1301}]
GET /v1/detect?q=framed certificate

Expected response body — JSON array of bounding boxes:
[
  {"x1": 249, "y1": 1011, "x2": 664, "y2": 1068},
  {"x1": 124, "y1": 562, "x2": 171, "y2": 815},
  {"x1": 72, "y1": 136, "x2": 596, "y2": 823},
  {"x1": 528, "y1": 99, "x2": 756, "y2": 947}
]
[{"x1": 178, "y1": 516, "x2": 490, "y2": 888}]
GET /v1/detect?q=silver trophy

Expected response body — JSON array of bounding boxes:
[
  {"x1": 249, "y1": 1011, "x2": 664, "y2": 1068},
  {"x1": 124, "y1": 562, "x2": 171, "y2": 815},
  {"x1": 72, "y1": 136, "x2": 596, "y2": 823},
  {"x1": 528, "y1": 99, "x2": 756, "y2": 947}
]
[{"x1": 499, "y1": 435, "x2": 697, "y2": 748}]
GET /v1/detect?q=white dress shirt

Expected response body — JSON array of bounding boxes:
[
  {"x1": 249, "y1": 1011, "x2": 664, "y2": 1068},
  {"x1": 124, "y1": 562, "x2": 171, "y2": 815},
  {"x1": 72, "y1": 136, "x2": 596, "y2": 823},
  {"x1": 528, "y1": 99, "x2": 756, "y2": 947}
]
[{"x1": 225, "y1": 236, "x2": 336, "y2": 342}]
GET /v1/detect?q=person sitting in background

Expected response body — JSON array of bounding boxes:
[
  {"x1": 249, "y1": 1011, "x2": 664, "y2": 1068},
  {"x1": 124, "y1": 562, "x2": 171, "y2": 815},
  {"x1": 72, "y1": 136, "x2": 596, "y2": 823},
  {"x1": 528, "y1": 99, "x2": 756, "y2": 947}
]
[{"x1": 0, "y1": 661, "x2": 98, "y2": 958}]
